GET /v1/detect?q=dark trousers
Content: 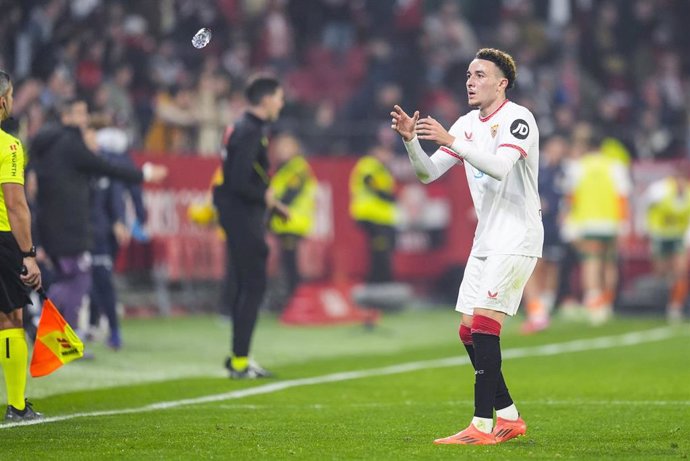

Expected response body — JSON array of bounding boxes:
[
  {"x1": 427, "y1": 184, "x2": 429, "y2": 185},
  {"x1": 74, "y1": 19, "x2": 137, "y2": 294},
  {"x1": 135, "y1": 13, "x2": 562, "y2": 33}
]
[
  {"x1": 89, "y1": 255, "x2": 119, "y2": 337},
  {"x1": 48, "y1": 253, "x2": 92, "y2": 329},
  {"x1": 358, "y1": 221, "x2": 395, "y2": 283},
  {"x1": 278, "y1": 233, "x2": 301, "y2": 299},
  {"x1": 219, "y1": 205, "x2": 268, "y2": 358},
  {"x1": 555, "y1": 242, "x2": 581, "y2": 307},
  {"x1": 218, "y1": 258, "x2": 236, "y2": 318}
]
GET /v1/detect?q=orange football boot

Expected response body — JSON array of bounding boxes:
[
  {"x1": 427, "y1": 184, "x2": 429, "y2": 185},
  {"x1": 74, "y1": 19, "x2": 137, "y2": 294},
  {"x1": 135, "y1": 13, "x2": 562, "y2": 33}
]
[
  {"x1": 493, "y1": 416, "x2": 527, "y2": 443},
  {"x1": 433, "y1": 424, "x2": 497, "y2": 445}
]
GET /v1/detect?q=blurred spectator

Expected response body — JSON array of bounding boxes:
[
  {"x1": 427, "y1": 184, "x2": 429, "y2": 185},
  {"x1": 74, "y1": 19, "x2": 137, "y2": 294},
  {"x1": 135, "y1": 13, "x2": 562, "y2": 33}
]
[
  {"x1": 39, "y1": 66, "x2": 76, "y2": 114},
  {"x1": 149, "y1": 39, "x2": 184, "y2": 88},
  {"x1": 634, "y1": 108, "x2": 674, "y2": 160},
  {"x1": 562, "y1": 135, "x2": 632, "y2": 326},
  {"x1": 300, "y1": 99, "x2": 345, "y2": 155},
  {"x1": 320, "y1": 0, "x2": 356, "y2": 55},
  {"x1": 642, "y1": 171, "x2": 690, "y2": 322},
  {"x1": 423, "y1": 0, "x2": 479, "y2": 67},
  {"x1": 14, "y1": 0, "x2": 67, "y2": 80},
  {"x1": 522, "y1": 135, "x2": 568, "y2": 334},
  {"x1": 257, "y1": 0, "x2": 295, "y2": 75},
  {"x1": 88, "y1": 122, "x2": 150, "y2": 349},
  {"x1": 196, "y1": 71, "x2": 233, "y2": 155},
  {"x1": 101, "y1": 64, "x2": 139, "y2": 143},
  {"x1": 268, "y1": 133, "x2": 317, "y2": 308},
  {"x1": 349, "y1": 144, "x2": 398, "y2": 284},
  {"x1": 144, "y1": 85, "x2": 198, "y2": 154},
  {"x1": 76, "y1": 39, "x2": 106, "y2": 94},
  {"x1": 31, "y1": 98, "x2": 166, "y2": 337}
]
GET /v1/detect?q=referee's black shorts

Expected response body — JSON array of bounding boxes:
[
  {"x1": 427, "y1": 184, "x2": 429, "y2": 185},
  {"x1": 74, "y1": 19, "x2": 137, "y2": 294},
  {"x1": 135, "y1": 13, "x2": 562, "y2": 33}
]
[{"x1": 0, "y1": 231, "x2": 31, "y2": 314}]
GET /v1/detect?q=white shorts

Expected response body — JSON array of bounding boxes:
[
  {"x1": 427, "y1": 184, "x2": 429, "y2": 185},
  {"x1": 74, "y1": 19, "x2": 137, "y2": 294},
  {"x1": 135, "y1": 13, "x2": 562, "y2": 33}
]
[{"x1": 455, "y1": 254, "x2": 538, "y2": 316}]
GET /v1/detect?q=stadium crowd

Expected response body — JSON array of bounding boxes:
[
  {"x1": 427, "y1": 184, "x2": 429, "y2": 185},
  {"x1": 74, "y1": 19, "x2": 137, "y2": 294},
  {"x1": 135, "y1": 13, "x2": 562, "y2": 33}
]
[{"x1": 0, "y1": 0, "x2": 689, "y2": 159}]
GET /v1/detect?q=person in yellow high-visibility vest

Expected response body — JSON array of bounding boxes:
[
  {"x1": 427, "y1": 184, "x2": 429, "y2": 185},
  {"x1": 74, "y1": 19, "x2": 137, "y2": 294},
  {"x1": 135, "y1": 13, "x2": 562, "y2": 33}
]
[
  {"x1": 350, "y1": 145, "x2": 397, "y2": 283},
  {"x1": 268, "y1": 133, "x2": 317, "y2": 305},
  {"x1": 643, "y1": 171, "x2": 690, "y2": 322},
  {"x1": 0, "y1": 70, "x2": 43, "y2": 421},
  {"x1": 563, "y1": 140, "x2": 631, "y2": 325}
]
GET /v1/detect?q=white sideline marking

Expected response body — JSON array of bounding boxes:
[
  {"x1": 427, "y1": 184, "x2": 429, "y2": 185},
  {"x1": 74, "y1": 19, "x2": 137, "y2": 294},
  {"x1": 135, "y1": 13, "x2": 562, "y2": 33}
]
[
  {"x1": 214, "y1": 399, "x2": 690, "y2": 411},
  {"x1": 1, "y1": 326, "x2": 684, "y2": 429}
]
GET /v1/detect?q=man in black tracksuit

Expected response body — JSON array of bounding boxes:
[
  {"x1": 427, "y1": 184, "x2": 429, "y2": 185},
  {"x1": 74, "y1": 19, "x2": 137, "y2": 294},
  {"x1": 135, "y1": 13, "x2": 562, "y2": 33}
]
[
  {"x1": 30, "y1": 99, "x2": 166, "y2": 336},
  {"x1": 213, "y1": 76, "x2": 288, "y2": 379}
]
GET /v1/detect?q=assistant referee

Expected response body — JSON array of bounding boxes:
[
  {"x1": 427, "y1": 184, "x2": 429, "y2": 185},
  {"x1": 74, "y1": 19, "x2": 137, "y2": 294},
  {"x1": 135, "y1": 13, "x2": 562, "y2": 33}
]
[{"x1": 0, "y1": 70, "x2": 42, "y2": 421}]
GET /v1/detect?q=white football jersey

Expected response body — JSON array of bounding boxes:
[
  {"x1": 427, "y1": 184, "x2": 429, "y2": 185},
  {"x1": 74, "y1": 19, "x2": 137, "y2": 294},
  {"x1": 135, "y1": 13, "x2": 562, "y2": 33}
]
[{"x1": 444, "y1": 100, "x2": 543, "y2": 257}]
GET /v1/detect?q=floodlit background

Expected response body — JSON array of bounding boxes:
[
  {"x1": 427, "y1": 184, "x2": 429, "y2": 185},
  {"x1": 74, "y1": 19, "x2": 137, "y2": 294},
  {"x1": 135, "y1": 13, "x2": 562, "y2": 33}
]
[
  {"x1": 1, "y1": 1, "x2": 689, "y2": 458},
  {"x1": 2, "y1": 0, "x2": 689, "y2": 319}
]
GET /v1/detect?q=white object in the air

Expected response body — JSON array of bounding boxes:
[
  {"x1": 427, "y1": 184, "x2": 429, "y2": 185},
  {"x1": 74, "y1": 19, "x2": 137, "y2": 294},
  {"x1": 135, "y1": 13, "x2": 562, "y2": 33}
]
[{"x1": 192, "y1": 28, "x2": 212, "y2": 49}]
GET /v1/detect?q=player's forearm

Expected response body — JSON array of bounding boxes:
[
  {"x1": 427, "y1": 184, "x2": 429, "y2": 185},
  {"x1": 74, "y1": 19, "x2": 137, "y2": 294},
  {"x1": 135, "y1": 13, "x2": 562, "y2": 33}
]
[
  {"x1": 450, "y1": 138, "x2": 517, "y2": 181},
  {"x1": 7, "y1": 202, "x2": 34, "y2": 252},
  {"x1": 403, "y1": 136, "x2": 442, "y2": 184}
]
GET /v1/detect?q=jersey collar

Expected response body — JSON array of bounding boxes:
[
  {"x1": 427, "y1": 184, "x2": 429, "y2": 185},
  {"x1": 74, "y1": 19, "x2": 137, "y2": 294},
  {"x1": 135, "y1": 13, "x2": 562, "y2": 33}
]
[{"x1": 479, "y1": 99, "x2": 509, "y2": 123}]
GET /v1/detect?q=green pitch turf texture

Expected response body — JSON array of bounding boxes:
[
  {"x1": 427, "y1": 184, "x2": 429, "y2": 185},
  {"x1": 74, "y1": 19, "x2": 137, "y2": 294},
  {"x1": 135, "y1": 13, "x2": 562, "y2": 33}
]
[{"x1": 2, "y1": 309, "x2": 688, "y2": 460}]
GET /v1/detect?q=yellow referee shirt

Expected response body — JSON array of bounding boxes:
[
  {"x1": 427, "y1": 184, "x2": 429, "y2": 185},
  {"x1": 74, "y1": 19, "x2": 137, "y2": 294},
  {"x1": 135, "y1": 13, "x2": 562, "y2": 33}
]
[{"x1": 0, "y1": 127, "x2": 26, "y2": 231}]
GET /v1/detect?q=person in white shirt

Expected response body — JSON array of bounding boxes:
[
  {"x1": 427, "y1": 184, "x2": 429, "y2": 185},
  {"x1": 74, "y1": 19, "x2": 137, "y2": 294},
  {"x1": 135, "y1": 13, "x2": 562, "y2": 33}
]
[{"x1": 391, "y1": 48, "x2": 543, "y2": 445}]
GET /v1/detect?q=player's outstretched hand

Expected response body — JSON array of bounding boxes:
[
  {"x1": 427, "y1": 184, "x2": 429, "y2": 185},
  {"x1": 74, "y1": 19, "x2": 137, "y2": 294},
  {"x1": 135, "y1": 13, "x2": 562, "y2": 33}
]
[
  {"x1": 391, "y1": 105, "x2": 419, "y2": 142},
  {"x1": 415, "y1": 116, "x2": 454, "y2": 147}
]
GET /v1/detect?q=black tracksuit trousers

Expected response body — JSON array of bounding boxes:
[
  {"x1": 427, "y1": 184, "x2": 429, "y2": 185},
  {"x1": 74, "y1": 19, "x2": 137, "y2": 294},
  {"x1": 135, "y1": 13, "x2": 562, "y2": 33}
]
[{"x1": 219, "y1": 204, "x2": 268, "y2": 357}]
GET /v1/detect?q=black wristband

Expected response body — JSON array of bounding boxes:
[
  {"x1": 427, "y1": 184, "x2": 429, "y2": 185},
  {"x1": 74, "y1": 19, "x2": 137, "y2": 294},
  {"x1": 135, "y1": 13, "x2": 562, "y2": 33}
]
[{"x1": 21, "y1": 245, "x2": 37, "y2": 258}]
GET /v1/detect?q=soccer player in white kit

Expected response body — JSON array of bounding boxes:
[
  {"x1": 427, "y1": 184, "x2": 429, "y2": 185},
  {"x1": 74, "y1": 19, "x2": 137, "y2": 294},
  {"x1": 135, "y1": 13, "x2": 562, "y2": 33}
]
[{"x1": 391, "y1": 48, "x2": 543, "y2": 445}]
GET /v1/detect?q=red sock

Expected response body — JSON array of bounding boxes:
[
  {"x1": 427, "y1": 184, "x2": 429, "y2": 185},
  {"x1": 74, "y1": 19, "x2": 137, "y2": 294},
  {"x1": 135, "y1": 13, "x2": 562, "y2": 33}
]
[
  {"x1": 471, "y1": 315, "x2": 502, "y2": 336},
  {"x1": 459, "y1": 324, "x2": 473, "y2": 345}
]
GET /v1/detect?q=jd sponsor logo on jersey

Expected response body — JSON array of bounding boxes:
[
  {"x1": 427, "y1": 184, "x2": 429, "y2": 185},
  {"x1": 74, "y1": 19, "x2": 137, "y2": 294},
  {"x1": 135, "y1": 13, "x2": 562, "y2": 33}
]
[{"x1": 510, "y1": 119, "x2": 529, "y2": 140}]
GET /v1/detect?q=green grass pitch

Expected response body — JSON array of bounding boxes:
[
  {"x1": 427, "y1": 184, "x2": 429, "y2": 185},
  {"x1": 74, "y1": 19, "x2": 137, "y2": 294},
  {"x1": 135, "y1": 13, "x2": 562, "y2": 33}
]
[{"x1": 1, "y1": 309, "x2": 689, "y2": 460}]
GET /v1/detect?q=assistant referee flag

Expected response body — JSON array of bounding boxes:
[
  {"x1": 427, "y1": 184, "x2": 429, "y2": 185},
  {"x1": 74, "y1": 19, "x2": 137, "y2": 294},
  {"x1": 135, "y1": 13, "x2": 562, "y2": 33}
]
[{"x1": 30, "y1": 289, "x2": 84, "y2": 377}]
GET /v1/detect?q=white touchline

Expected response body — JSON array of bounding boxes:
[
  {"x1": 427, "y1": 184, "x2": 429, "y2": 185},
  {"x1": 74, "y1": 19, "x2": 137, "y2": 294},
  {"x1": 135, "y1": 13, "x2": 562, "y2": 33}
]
[
  {"x1": 212, "y1": 399, "x2": 690, "y2": 411},
  {"x1": 1, "y1": 326, "x2": 685, "y2": 429}
]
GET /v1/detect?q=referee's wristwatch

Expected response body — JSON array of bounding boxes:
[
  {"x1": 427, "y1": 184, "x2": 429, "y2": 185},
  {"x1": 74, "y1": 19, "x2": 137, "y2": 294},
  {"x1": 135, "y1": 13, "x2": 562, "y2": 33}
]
[{"x1": 21, "y1": 245, "x2": 37, "y2": 258}]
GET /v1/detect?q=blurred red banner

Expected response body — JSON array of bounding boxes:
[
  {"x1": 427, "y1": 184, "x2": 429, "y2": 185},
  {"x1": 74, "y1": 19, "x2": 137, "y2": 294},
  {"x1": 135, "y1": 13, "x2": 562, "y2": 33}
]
[{"x1": 118, "y1": 154, "x2": 475, "y2": 284}]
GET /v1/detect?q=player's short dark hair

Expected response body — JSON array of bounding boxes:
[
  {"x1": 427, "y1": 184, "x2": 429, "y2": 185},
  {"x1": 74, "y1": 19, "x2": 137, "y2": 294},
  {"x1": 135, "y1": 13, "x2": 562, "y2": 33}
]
[
  {"x1": 475, "y1": 48, "x2": 517, "y2": 90},
  {"x1": 245, "y1": 75, "x2": 281, "y2": 106},
  {"x1": 0, "y1": 70, "x2": 12, "y2": 96}
]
